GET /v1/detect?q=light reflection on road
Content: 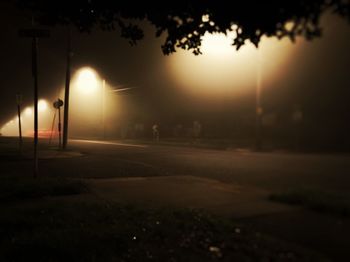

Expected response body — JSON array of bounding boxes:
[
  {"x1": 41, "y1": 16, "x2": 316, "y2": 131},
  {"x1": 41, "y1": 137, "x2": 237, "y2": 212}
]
[{"x1": 71, "y1": 139, "x2": 148, "y2": 148}]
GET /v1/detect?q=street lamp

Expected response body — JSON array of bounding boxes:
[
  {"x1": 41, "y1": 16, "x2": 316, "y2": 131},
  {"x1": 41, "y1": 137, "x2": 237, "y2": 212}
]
[
  {"x1": 69, "y1": 67, "x2": 103, "y2": 138},
  {"x1": 255, "y1": 49, "x2": 263, "y2": 151},
  {"x1": 76, "y1": 68, "x2": 99, "y2": 94},
  {"x1": 38, "y1": 99, "x2": 48, "y2": 112},
  {"x1": 102, "y1": 79, "x2": 106, "y2": 139},
  {"x1": 24, "y1": 107, "x2": 33, "y2": 116}
]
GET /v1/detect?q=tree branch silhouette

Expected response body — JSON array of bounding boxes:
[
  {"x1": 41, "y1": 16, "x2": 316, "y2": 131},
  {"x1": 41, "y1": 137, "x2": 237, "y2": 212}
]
[{"x1": 15, "y1": 0, "x2": 350, "y2": 54}]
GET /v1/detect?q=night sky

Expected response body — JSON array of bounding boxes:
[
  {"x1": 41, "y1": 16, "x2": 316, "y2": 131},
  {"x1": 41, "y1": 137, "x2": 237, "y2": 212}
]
[{"x1": 1, "y1": 2, "x2": 349, "y2": 146}]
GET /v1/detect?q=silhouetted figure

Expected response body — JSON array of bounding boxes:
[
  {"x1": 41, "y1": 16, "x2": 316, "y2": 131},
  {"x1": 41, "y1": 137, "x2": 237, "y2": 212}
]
[
  {"x1": 192, "y1": 120, "x2": 202, "y2": 144},
  {"x1": 152, "y1": 124, "x2": 159, "y2": 142}
]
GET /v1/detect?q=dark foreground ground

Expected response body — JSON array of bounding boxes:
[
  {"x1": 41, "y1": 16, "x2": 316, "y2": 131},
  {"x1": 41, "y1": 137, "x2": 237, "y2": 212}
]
[{"x1": 1, "y1": 136, "x2": 350, "y2": 261}]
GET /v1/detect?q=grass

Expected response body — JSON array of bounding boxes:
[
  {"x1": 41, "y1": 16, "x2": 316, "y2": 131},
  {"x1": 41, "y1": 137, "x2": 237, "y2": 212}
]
[
  {"x1": 0, "y1": 176, "x2": 88, "y2": 202},
  {"x1": 0, "y1": 177, "x2": 327, "y2": 261},
  {"x1": 0, "y1": 202, "x2": 327, "y2": 262},
  {"x1": 269, "y1": 187, "x2": 350, "y2": 217}
]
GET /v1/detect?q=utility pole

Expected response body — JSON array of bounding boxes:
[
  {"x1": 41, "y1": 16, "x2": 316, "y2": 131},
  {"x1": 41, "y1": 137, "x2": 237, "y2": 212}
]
[
  {"x1": 19, "y1": 27, "x2": 50, "y2": 177},
  {"x1": 58, "y1": 103, "x2": 62, "y2": 147},
  {"x1": 63, "y1": 29, "x2": 72, "y2": 149},
  {"x1": 32, "y1": 37, "x2": 39, "y2": 176},
  {"x1": 102, "y1": 79, "x2": 106, "y2": 139},
  {"x1": 16, "y1": 93, "x2": 23, "y2": 152},
  {"x1": 255, "y1": 49, "x2": 263, "y2": 151}
]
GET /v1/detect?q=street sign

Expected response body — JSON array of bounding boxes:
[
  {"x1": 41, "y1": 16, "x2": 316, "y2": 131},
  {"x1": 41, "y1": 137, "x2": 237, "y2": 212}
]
[
  {"x1": 53, "y1": 99, "x2": 64, "y2": 109},
  {"x1": 19, "y1": 29, "x2": 50, "y2": 38},
  {"x1": 53, "y1": 98, "x2": 64, "y2": 148}
]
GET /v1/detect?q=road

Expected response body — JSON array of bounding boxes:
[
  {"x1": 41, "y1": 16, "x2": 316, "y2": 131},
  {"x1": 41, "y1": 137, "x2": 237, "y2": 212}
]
[
  {"x1": 66, "y1": 139, "x2": 350, "y2": 260},
  {"x1": 2, "y1": 138, "x2": 350, "y2": 193},
  {"x1": 41, "y1": 139, "x2": 350, "y2": 193},
  {"x1": 2, "y1": 137, "x2": 350, "y2": 260}
]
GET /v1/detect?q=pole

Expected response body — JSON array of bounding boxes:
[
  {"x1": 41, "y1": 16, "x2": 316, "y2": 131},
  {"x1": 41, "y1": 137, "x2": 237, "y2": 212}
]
[
  {"x1": 48, "y1": 109, "x2": 57, "y2": 145},
  {"x1": 16, "y1": 93, "x2": 23, "y2": 151},
  {"x1": 102, "y1": 79, "x2": 106, "y2": 139},
  {"x1": 63, "y1": 29, "x2": 71, "y2": 149},
  {"x1": 255, "y1": 49, "x2": 263, "y2": 151},
  {"x1": 17, "y1": 103, "x2": 23, "y2": 151},
  {"x1": 58, "y1": 106, "x2": 62, "y2": 148},
  {"x1": 19, "y1": 21, "x2": 50, "y2": 177},
  {"x1": 32, "y1": 37, "x2": 39, "y2": 177}
]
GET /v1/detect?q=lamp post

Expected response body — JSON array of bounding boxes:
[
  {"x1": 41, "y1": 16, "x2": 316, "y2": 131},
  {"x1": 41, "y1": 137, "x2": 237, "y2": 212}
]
[
  {"x1": 19, "y1": 27, "x2": 50, "y2": 177},
  {"x1": 102, "y1": 79, "x2": 106, "y2": 139},
  {"x1": 16, "y1": 93, "x2": 23, "y2": 151},
  {"x1": 255, "y1": 49, "x2": 263, "y2": 151},
  {"x1": 63, "y1": 29, "x2": 72, "y2": 149}
]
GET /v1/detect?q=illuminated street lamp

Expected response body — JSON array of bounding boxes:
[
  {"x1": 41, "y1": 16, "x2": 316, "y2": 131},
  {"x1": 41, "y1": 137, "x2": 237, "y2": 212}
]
[
  {"x1": 38, "y1": 99, "x2": 48, "y2": 112},
  {"x1": 255, "y1": 49, "x2": 263, "y2": 151},
  {"x1": 24, "y1": 107, "x2": 33, "y2": 116},
  {"x1": 69, "y1": 67, "x2": 103, "y2": 138},
  {"x1": 77, "y1": 68, "x2": 99, "y2": 94},
  {"x1": 102, "y1": 79, "x2": 106, "y2": 139}
]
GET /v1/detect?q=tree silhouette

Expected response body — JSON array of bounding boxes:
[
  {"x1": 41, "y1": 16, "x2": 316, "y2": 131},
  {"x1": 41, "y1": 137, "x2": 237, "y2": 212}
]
[{"x1": 16, "y1": 0, "x2": 350, "y2": 54}]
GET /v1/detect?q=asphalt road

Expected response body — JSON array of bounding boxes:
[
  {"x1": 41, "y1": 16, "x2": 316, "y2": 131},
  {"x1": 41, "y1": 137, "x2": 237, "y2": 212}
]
[
  {"x1": 65, "y1": 139, "x2": 350, "y2": 192},
  {"x1": 66, "y1": 139, "x2": 350, "y2": 261},
  {"x1": 2, "y1": 137, "x2": 350, "y2": 260},
  {"x1": 3, "y1": 138, "x2": 350, "y2": 193}
]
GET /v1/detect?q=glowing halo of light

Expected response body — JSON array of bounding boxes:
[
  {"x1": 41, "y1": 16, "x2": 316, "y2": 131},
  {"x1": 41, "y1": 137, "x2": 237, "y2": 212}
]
[
  {"x1": 38, "y1": 99, "x2": 48, "y2": 112},
  {"x1": 24, "y1": 107, "x2": 33, "y2": 116},
  {"x1": 75, "y1": 67, "x2": 99, "y2": 94},
  {"x1": 166, "y1": 32, "x2": 298, "y2": 98}
]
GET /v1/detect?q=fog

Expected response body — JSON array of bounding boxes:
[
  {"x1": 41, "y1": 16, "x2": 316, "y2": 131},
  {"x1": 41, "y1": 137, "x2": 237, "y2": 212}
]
[{"x1": 0, "y1": 68, "x2": 120, "y2": 141}]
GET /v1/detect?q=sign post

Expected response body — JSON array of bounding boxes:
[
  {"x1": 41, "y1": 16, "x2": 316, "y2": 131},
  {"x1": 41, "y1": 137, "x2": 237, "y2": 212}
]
[
  {"x1": 53, "y1": 99, "x2": 64, "y2": 148},
  {"x1": 19, "y1": 28, "x2": 50, "y2": 177}
]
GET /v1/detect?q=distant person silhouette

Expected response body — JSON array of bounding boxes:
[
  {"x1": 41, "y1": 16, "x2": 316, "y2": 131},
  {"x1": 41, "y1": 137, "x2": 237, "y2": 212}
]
[
  {"x1": 192, "y1": 120, "x2": 202, "y2": 144},
  {"x1": 152, "y1": 124, "x2": 159, "y2": 142}
]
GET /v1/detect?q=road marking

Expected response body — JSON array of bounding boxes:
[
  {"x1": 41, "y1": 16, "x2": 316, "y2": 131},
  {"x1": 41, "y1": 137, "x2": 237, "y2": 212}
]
[{"x1": 71, "y1": 139, "x2": 148, "y2": 148}]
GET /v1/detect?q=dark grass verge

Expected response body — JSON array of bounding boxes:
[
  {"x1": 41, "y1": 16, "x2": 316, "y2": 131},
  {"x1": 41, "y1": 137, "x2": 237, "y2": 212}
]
[
  {"x1": 0, "y1": 199, "x2": 328, "y2": 262},
  {"x1": 269, "y1": 188, "x2": 350, "y2": 217},
  {"x1": 0, "y1": 177, "x2": 88, "y2": 202}
]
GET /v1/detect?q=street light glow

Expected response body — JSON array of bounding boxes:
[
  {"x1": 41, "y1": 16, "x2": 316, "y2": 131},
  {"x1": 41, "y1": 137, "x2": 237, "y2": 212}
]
[
  {"x1": 65, "y1": 67, "x2": 122, "y2": 138},
  {"x1": 24, "y1": 107, "x2": 33, "y2": 116},
  {"x1": 201, "y1": 31, "x2": 238, "y2": 57},
  {"x1": 0, "y1": 99, "x2": 53, "y2": 137},
  {"x1": 76, "y1": 67, "x2": 99, "y2": 94},
  {"x1": 38, "y1": 99, "x2": 48, "y2": 112},
  {"x1": 167, "y1": 32, "x2": 297, "y2": 98}
]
